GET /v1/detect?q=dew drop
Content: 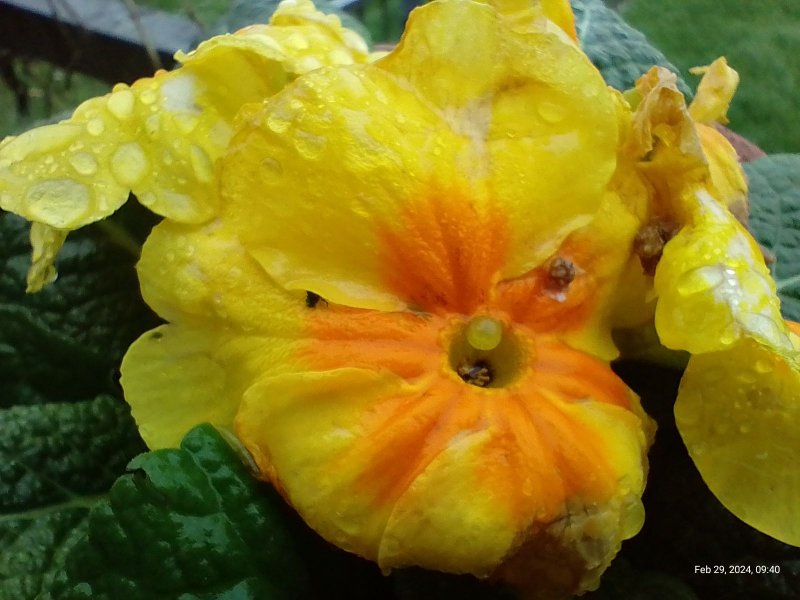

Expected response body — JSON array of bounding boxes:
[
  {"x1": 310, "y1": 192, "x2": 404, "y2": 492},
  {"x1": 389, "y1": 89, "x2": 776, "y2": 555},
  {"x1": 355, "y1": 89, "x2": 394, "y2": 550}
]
[
  {"x1": 189, "y1": 145, "x2": 214, "y2": 183},
  {"x1": 286, "y1": 32, "x2": 310, "y2": 50},
  {"x1": 713, "y1": 422, "x2": 730, "y2": 435},
  {"x1": 466, "y1": 316, "x2": 503, "y2": 351},
  {"x1": 719, "y1": 325, "x2": 739, "y2": 346},
  {"x1": 111, "y1": 143, "x2": 149, "y2": 186},
  {"x1": 2, "y1": 123, "x2": 81, "y2": 161},
  {"x1": 739, "y1": 424, "x2": 751, "y2": 434},
  {"x1": 738, "y1": 371, "x2": 757, "y2": 384},
  {"x1": 23, "y1": 179, "x2": 92, "y2": 227},
  {"x1": 537, "y1": 101, "x2": 567, "y2": 124},
  {"x1": 107, "y1": 89, "x2": 135, "y2": 120},
  {"x1": 293, "y1": 130, "x2": 326, "y2": 160},
  {"x1": 145, "y1": 114, "x2": 161, "y2": 139},
  {"x1": 261, "y1": 157, "x2": 283, "y2": 175},
  {"x1": 675, "y1": 408, "x2": 700, "y2": 427},
  {"x1": 754, "y1": 359, "x2": 773, "y2": 374},
  {"x1": 69, "y1": 152, "x2": 98, "y2": 176},
  {"x1": 174, "y1": 113, "x2": 199, "y2": 135},
  {"x1": 139, "y1": 88, "x2": 157, "y2": 105},
  {"x1": 267, "y1": 112, "x2": 291, "y2": 134},
  {"x1": 297, "y1": 55, "x2": 324, "y2": 72},
  {"x1": 86, "y1": 118, "x2": 105, "y2": 136},
  {"x1": 139, "y1": 192, "x2": 157, "y2": 207},
  {"x1": 676, "y1": 265, "x2": 724, "y2": 296}
]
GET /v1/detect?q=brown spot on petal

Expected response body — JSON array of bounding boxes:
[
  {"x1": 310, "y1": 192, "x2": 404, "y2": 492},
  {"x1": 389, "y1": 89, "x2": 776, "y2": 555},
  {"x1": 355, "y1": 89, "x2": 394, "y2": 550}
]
[
  {"x1": 546, "y1": 257, "x2": 576, "y2": 291},
  {"x1": 634, "y1": 220, "x2": 679, "y2": 276}
]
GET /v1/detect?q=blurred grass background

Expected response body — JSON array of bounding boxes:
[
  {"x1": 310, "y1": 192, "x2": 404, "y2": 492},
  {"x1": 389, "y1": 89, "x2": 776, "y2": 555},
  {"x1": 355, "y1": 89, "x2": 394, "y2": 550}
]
[
  {"x1": 1, "y1": 0, "x2": 798, "y2": 152},
  {"x1": 619, "y1": 0, "x2": 800, "y2": 153}
]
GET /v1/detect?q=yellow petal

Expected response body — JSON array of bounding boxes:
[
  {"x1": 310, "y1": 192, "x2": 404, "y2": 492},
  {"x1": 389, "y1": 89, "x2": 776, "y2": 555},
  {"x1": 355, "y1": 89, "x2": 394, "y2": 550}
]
[
  {"x1": 697, "y1": 124, "x2": 747, "y2": 213},
  {"x1": 126, "y1": 217, "x2": 315, "y2": 450},
  {"x1": 26, "y1": 223, "x2": 67, "y2": 292},
  {"x1": 381, "y1": 0, "x2": 618, "y2": 276},
  {"x1": 0, "y1": 1, "x2": 370, "y2": 284},
  {"x1": 137, "y1": 217, "x2": 306, "y2": 333},
  {"x1": 222, "y1": 0, "x2": 619, "y2": 311},
  {"x1": 121, "y1": 323, "x2": 303, "y2": 449},
  {"x1": 676, "y1": 338, "x2": 800, "y2": 547},
  {"x1": 235, "y1": 325, "x2": 653, "y2": 591},
  {"x1": 654, "y1": 188, "x2": 790, "y2": 353},
  {"x1": 688, "y1": 57, "x2": 740, "y2": 125},
  {"x1": 221, "y1": 66, "x2": 471, "y2": 311},
  {"x1": 478, "y1": 0, "x2": 578, "y2": 40}
]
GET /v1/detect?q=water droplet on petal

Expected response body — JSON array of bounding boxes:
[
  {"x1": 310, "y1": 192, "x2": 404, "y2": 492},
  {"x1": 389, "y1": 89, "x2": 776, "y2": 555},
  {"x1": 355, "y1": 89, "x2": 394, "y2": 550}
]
[
  {"x1": 86, "y1": 118, "x2": 105, "y2": 136},
  {"x1": 754, "y1": 359, "x2": 773, "y2": 374},
  {"x1": 69, "y1": 152, "x2": 98, "y2": 176},
  {"x1": 537, "y1": 101, "x2": 567, "y2": 124},
  {"x1": 267, "y1": 112, "x2": 291, "y2": 134},
  {"x1": 676, "y1": 265, "x2": 724, "y2": 296},
  {"x1": 111, "y1": 143, "x2": 149, "y2": 186},
  {"x1": 175, "y1": 113, "x2": 199, "y2": 135},
  {"x1": 107, "y1": 89, "x2": 135, "y2": 120},
  {"x1": 738, "y1": 371, "x2": 757, "y2": 384},
  {"x1": 286, "y1": 32, "x2": 310, "y2": 51},
  {"x1": 261, "y1": 157, "x2": 282, "y2": 176},
  {"x1": 719, "y1": 325, "x2": 739, "y2": 346},
  {"x1": 466, "y1": 316, "x2": 504, "y2": 351},
  {"x1": 293, "y1": 130, "x2": 326, "y2": 160},
  {"x1": 189, "y1": 145, "x2": 214, "y2": 183},
  {"x1": 23, "y1": 179, "x2": 92, "y2": 227},
  {"x1": 145, "y1": 114, "x2": 161, "y2": 139},
  {"x1": 139, "y1": 88, "x2": 157, "y2": 105}
]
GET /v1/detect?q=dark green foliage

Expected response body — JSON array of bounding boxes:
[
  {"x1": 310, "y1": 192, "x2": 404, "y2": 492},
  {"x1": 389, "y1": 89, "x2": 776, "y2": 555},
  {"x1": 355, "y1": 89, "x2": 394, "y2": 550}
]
[
  {"x1": 571, "y1": 0, "x2": 691, "y2": 95},
  {"x1": 0, "y1": 204, "x2": 159, "y2": 406},
  {"x1": 745, "y1": 154, "x2": 800, "y2": 321},
  {"x1": 53, "y1": 425, "x2": 313, "y2": 600},
  {"x1": 0, "y1": 396, "x2": 145, "y2": 600}
]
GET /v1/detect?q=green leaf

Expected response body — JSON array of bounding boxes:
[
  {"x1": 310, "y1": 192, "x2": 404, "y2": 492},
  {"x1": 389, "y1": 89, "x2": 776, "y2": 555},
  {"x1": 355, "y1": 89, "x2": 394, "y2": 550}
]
[
  {"x1": 571, "y1": 0, "x2": 691, "y2": 96},
  {"x1": 54, "y1": 424, "x2": 313, "y2": 600},
  {"x1": 0, "y1": 205, "x2": 159, "y2": 407},
  {"x1": 0, "y1": 396, "x2": 145, "y2": 600},
  {"x1": 744, "y1": 154, "x2": 800, "y2": 321}
]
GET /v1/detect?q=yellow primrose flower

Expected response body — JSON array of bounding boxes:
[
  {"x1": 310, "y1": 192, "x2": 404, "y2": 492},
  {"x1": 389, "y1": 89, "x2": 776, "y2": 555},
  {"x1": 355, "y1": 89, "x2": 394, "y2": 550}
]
[
  {"x1": 0, "y1": 0, "x2": 370, "y2": 290},
  {"x1": 2, "y1": 0, "x2": 799, "y2": 597}
]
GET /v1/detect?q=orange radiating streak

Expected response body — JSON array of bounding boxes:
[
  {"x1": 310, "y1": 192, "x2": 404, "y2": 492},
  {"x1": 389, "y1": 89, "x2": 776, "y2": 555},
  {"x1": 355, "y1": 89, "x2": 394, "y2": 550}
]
[
  {"x1": 531, "y1": 337, "x2": 633, "y2": 409},
  {"x1": 378, "y1": 189, "x2": 509, "y2": 316},
  {"x1": 303, "y1": 306, "x2": 443, "y2": 380}
]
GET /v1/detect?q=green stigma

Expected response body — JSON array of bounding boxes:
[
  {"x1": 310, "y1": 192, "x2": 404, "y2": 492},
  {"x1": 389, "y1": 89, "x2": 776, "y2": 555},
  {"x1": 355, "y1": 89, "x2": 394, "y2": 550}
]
[{"x1": 466, "y1": 316, "x2": 504, "y2": 351}]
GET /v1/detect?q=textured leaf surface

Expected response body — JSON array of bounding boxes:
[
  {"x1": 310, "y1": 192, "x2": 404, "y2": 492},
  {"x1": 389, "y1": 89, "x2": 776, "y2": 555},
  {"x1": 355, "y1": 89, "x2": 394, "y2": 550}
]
[
  {"x1": 54, "y1": 425, "x2": 313, "y2": 600},
  {"x1": 571, "y1": 0, "x2": 690, "y2": 95},
  {"x1": 745, "y1": 154, "x2": 800, "y2": 321},
  {"x1": 0, "y1": 396, "x2": 144, "y2": 600},
  {"x1": 0, "y1": 206, "x2": 159, "y2": 407}
]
